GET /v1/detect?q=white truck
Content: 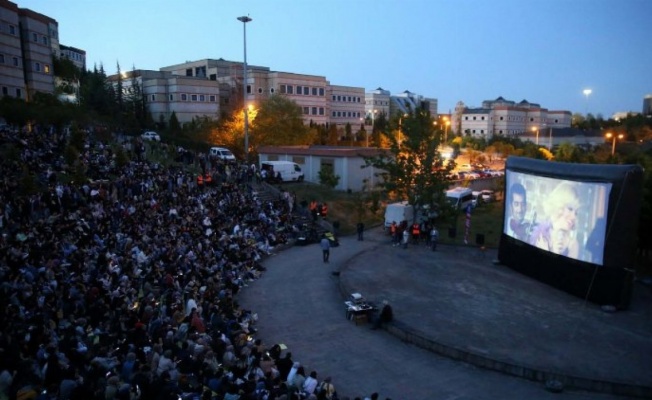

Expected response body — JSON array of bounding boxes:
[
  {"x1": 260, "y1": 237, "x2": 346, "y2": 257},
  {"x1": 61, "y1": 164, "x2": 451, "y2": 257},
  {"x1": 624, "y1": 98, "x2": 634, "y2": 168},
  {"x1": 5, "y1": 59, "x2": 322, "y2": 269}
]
[
  {"x1": 260, "y1": 160, "x2": 304, "y2": 182},
  {"x1": 384, "y1": 201, "x2": 414, "y2": 230}
]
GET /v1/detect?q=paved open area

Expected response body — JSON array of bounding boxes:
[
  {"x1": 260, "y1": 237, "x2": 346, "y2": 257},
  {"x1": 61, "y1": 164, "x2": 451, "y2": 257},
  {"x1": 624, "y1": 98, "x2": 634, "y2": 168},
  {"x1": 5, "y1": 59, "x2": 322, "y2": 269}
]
[{"x1": 237, "y1": 227, "x2": 652, "y2": 400}]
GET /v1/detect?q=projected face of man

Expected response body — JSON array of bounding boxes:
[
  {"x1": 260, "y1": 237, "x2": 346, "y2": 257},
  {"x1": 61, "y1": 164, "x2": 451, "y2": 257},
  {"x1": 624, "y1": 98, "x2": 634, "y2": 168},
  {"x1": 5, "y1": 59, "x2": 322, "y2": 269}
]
[{"x1": 511, "y1": 193, "x2": 526, "y2": 223}]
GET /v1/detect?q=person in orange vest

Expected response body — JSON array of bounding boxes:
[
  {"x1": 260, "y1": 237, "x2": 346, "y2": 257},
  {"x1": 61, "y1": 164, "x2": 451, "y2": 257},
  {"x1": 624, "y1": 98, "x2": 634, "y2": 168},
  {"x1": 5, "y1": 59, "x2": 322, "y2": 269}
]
[
  {"x1": 309, "y1": 200, "x2": 318, "y2": 221},
  {"x1": 411, "y1": 222, "x2": 420, "y2": 245},
  {"x1": 197, "y1": 174, "x2": 204, "y2": 191},
  {"x1": 204, "y1": 172, "x2": 212, "y2": 186},
  {"x1": 320, "y1": 203, "x2": 328, "y2": 218}
]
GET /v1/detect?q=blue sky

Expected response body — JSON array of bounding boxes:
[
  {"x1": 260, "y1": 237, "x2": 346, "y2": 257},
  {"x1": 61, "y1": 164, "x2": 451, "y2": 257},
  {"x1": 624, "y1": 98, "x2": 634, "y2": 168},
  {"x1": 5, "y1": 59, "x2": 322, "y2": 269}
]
[{"x1": 20, "y1": 0, "x2": 652, "y2": 118}]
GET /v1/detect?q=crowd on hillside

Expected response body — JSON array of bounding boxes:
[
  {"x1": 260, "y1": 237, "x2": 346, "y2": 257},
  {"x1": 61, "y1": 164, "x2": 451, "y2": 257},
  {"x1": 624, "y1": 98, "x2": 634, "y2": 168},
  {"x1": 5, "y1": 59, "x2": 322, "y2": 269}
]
[{"x1": 0, "y1": 127, "x2": 385, "y2": 400}]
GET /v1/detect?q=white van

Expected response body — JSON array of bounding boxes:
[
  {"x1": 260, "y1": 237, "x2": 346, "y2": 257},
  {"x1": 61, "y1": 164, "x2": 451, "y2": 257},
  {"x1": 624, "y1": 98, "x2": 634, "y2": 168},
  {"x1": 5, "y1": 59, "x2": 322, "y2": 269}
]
[
  {"x1": 260, "y1": 161, "x2": 304, "y2": 182},
  {"x1": 446, "y1": 187, "x2": 474, "y2": 210},
  {"x1": 209, "y1": 147, "x2": 236, "y2": 161},
  {"x1": 384, "y1": 201, "x2": 414, "y2": 229}
]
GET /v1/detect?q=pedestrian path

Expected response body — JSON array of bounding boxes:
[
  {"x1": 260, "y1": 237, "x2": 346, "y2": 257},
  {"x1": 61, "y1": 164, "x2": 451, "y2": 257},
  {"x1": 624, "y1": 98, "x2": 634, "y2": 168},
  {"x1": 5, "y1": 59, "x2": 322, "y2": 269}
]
[{"x1": 237, "y1": 227, "x2": 652, "y2": 399}]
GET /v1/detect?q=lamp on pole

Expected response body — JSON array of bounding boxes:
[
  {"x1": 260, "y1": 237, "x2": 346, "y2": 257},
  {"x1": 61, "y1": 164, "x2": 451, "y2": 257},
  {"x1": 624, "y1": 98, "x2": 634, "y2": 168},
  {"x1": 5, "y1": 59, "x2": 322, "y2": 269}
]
[
  {"x1": 531, "y1": 126, "x2": 539, "y2": 146},
  {"x1": 444, "y1": 119, "x2": 450, "y2": 144},
  {"x1": 605, "y1": 132, "x2": 624, "y2": 155},
  {"x1": 583, "y1": 88, "x2": 592, "y2": 116},
  {"x1": 237, "y1": 15, "x2": 252, "y2": 163}
]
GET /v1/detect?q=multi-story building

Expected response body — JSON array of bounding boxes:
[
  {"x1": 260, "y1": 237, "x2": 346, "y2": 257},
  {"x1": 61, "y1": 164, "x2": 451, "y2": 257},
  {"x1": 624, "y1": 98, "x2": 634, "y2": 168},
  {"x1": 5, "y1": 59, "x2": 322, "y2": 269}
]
[
  {"x1": 59, "y1": 44, "x2": 85, "y2": 70},
  {"x1": 112, "y1": 69, "x2": 221, "y2": 124},
  {"x1": 390, "y1": 90, "x2": 438, "y2": 118},
  {"x1": 453, "y1": 96, "x2": 571, "y2": 139},
  {"x1": 365, "y1": 87, "x2": 391, "y2": 124},
  {"x1": 328, "y1": 84, "x2": 365, "y2": 130},
  {"x1": 643, "y1": 94, "x2": 652, "y2": 116},
  {"x1": 0, "y1": 1, "x2": 85, "y2": 103}
]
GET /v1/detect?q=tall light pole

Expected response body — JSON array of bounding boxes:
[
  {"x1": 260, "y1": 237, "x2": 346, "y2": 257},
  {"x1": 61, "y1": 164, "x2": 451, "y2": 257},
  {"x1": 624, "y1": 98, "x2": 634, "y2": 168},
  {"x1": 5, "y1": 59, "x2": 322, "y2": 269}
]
[
  {"x1": 444, "y1": 119, "x2": 450, "y2": 144},
  {"x1": 531, "y1": 126, "x2": 539, "y2": 146},
  {"x1": 583, "y1": 88, "x2": 592, "y2": 116},
  {"x1": 605, "y1": 132, "x2": 624, "y2": 155},
  {"x1": 238, "y1": 15, "x2": 252, "y2": 163}
]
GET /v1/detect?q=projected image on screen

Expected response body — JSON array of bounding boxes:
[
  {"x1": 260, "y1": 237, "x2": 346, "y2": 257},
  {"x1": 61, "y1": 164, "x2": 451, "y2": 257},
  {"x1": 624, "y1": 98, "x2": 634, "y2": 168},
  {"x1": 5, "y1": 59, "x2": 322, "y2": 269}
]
[{"x1": 504, "y1": 171, "x2": 611, "y2": 265}]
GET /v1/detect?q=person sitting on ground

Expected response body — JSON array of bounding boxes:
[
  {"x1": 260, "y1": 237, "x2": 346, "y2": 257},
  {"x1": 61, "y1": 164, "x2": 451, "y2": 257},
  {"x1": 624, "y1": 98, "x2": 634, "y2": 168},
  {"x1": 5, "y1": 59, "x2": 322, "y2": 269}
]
[{"x1": 372, "y1": 300, "x2": 393, "y2": 330}]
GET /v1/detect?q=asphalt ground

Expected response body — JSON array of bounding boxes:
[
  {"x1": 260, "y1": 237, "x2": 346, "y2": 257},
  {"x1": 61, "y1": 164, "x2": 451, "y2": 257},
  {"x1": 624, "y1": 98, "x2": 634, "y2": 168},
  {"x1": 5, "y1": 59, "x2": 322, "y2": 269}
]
[{"x1": 237, "y1": 227, "x2": 652, "y2": 400}]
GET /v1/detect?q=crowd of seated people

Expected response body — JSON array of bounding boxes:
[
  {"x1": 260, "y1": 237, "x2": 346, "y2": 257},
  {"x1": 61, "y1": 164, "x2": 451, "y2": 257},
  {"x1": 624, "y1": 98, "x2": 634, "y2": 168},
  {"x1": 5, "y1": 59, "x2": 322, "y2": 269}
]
[{"x1": 0, "y1": 126, "x2": 391, "y2": 400}]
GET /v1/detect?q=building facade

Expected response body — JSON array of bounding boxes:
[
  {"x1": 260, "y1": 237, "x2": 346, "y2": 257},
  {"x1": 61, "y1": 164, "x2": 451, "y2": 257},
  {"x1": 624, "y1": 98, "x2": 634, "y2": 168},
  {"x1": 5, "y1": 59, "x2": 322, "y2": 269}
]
[
  {"x1": 643, "y1": 94, "x2": 652, "y2": 116},
  {"x1": 0, "y1": 1, "x2": 86, "y2": 102},
  {"x1": 454, "y1": 97, "x2": 571, "y2": 139},
  {"x1": 112, "y1": 69, "x2": 221, "y2": 124}
]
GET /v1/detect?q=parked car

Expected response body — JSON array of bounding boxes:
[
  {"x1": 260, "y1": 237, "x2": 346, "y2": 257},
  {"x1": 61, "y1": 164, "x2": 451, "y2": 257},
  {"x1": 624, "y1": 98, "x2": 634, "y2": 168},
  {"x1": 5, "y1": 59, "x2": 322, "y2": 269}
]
[
  {"x1": 481, "y1": 190, "x2": 495, "y2": 202},
  {"x1": 471, "y1": 191, "x2": 482, "y2": 207},
  {"x1": 141, "y1": 131, "x2": 160, "y2": 141}
]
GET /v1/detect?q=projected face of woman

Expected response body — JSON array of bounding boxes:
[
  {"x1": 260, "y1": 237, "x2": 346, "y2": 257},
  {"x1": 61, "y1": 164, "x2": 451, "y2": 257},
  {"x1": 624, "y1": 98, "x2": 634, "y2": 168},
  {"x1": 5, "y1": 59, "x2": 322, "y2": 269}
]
[{"x1": 548, "y1": 186, "x2": 580, "y2": 254}]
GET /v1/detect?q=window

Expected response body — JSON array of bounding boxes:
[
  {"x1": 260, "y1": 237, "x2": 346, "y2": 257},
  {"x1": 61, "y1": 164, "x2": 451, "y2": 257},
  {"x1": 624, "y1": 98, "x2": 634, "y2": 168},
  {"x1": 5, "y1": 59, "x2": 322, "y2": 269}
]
[
  {"x1": 530, "y1": 117, "x2": 534, "y2": 122},
  {"x1": 42, "y1": 36, "x2": 47, "y2": 45},
  {"x1": 191, "y1": 94, "x2": 198, "y2": 101},
  {"x1": 35, "y1": 63, "x2": 41, "y2": 72},
  {"x1": 473, "y1": 116, "x2": 476, "y2": 120},
  {"x1": 332, "y1": 95, "x2": 336, "y2": 101},
  {"x1": 319, "y1": 88, "x2": 324, "y2": 96},
  {"x1": 32, "y1": 33, "x2": 37, "y2": 41},
  {"x1": 319, "y1": 107, "x2": 324, "y2": 115},
  {"x1": 151, "y1": 94, "x2": 155, "y2": 101},
  {"x1": 0, "y1": 54, "x2": 4, "y2": 64},
  {"x1": 464, "y1": 116, "x2": 468, "y2": 120},
  {"x1": 169, "y1": 95, "x2": 173, "y2": 101},
  {"x1": 337, "y1": 95, "x2": 341, "y2": 101},
  {"x1": 270, "y1": 88, "x2": 275, "y2": 94},
  {"x1": 555, "y1": 119, "x2": 559, "y2": 123},
  {"x1": 293, "y1": 157, "x2": 305, "y2": 164},
  {"x1": 332, "y1": 111, "x2": 336, "y2": 117},
  {"x1": 2, "y1": 87, "x2": 7, "y2": 95},
  {"x1": 500, "y1": 116, "x2": 504, "y2": 121},
  {"x1": 303, "y1": 87, "x2": 309, "y2": 95},
  {"x1": 287, "y1": 85, "x2": 293, "y2": 94},
  {"x1": 44, "y1": 64, "x2": 50, "y2": 74},
  {"x1": 246, "y1": 85, "x2": 251, "y2": 94},
  {"x1": 210, "y1": 74, "x2": 217, "y2": 80},
  {"x1": 481, "y1": 116, "x2": 485, "y2": 120},
  {"x1": 348, "y1": 96, "x2": 352, "y2": 102},
  {"x1": 312, "y1": 107, "x2": 317, "y2": 115},
  {"x1": 9, "y1": 25, "x2": 16, "y2": 35},
  {"x1": 257, "y1": 87, "x2": 262, "y2": 94},
  {"x1": 199, "y1": 95, "x2": 205, "y2": 101},
  {"x1": 303, "y1": 107, "x2": 309, "y2": 115},
  {"x1": 181, "y1": 94, "x2": 187, "y2": 101},
  {"x1": 209, "y1": 95, "x2": 216, "y2": 102},
  {"x1": 16, "y1": 88, "x2": 21, "y2": 98},
  {"x1": 280, "y1": 85, "x2": 286, "y2": 94},
  {"x1": 312, "y1": 87, "x2": 317, "y2": 96},
  {"x1": 295, "y1": 86, "x2": 302, "y2": 95},
  {"x1": 185, "y1": 69, "x2": 192, "y2": 76}
]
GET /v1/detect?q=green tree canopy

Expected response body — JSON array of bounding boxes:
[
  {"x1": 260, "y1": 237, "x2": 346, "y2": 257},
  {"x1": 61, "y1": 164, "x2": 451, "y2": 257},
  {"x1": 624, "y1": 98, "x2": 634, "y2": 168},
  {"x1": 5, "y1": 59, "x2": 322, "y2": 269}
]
[
  {"x1": 250, "y1": 95, "x2": 312, "y2": 147},
  {"x1": 364, "y1": 109, "x2": 455, "y2": 221}
]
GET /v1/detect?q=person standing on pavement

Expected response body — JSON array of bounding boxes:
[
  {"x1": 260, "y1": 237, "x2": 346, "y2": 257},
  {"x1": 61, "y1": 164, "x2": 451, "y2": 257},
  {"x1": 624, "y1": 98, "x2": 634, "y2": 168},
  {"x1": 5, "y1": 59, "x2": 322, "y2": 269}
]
[
  {"x1": 430, "y1": 225, "x2": 439, "y2": 251},
  {"x1": 356, "y1": 221, "x2": 365, "y2": 241},
  {"x1": 320, "y1": 234, "x2": 331, "y2": 263},
  {"x1": 402, "y1": 228, "x2": 410, "y2": 249}
]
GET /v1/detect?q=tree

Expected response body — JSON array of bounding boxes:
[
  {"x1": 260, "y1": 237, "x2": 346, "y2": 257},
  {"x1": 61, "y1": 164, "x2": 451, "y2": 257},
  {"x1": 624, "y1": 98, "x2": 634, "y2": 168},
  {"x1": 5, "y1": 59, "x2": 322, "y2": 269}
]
[
  {"x1": 364, "y1": 109, "x2": 455, "y2": 223},
  {"x1": 318, "y1": 165, "x2": 340, "y2": 189},
  {"x1": 249, "y1": 95, "x2": 313, "y2": 147},
  {"x1": 327, "y1": 124, "x2": 339, "y2": 145}
]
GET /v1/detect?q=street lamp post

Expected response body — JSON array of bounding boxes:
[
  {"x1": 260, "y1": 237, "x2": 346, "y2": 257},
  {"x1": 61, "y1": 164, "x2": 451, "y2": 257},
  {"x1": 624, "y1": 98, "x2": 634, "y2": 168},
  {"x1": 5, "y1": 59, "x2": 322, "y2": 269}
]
[
  {"x1": 238, "y1": 15, "x2": 252, "y2": 163},
  {"x1": 531, "y1": 126, "x2": 539, "y2": 146},
  {"x1": 605, "y1": 132, "x2": 624, "y2": 155},
  {"x1": 444, "y1": 119, "x2": 450, "y2": 144},
  {"x1": 583, "y1": 88, "x2": 592, "y2": 116}
]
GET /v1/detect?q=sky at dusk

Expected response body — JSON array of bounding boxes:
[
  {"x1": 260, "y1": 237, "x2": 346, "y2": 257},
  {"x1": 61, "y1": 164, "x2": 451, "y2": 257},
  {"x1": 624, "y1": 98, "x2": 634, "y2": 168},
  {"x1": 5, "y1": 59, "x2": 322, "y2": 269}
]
[{"x1": 18, "y1": 0, "x2": 652, "y2": 118}]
